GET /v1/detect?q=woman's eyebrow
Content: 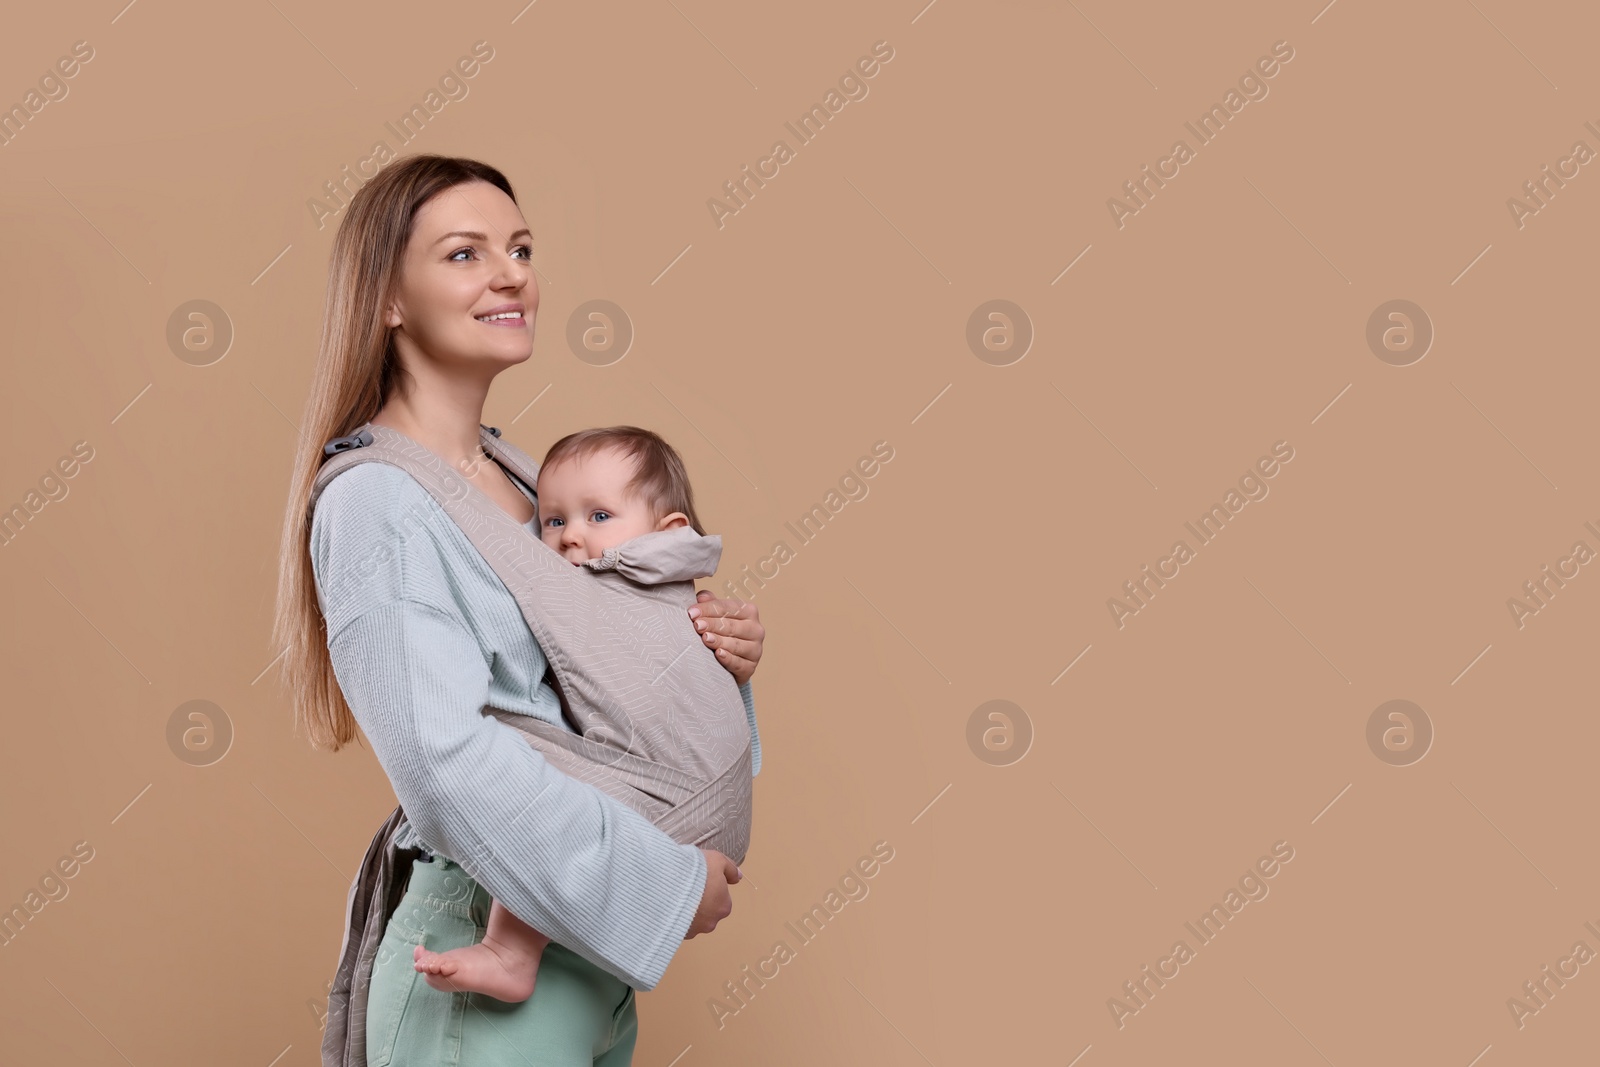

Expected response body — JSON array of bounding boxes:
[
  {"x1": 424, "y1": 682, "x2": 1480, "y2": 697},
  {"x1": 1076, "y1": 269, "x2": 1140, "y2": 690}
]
[{"x1": 432, "y1": 228, "x2": 534, "y2": 246}]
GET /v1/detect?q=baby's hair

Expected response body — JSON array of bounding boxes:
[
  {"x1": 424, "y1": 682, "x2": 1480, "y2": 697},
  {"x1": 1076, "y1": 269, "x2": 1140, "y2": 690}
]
[{"x1": 539, "y1": 426, "x2": 706, "y2": 535}]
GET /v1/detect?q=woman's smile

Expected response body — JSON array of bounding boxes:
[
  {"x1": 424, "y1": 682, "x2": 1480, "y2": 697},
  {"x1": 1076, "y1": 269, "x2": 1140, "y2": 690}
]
[{"x1": 474, "y1": 302, "x2": 527, "y2": 327}]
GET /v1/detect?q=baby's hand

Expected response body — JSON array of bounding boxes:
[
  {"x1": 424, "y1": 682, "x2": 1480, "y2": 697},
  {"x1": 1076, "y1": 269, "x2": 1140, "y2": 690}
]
[{"x1": 689, "y1": 590, "x2": 764, "y2": 686}]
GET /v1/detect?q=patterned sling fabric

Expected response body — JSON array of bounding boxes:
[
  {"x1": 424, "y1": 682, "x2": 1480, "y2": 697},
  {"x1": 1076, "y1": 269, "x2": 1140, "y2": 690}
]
[{"x1": 312, "y1": 421, "x2": 753, "y2": 1067}]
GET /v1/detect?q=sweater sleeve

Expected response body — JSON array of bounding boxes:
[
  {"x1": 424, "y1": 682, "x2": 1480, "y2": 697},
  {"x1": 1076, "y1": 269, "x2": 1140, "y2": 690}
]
[
  {"x1": 311, "y1": 464, "x2": 706, "y2": 991},
  {"x1": 739, "y1": 679, "x2": 761, "y2": 777}
]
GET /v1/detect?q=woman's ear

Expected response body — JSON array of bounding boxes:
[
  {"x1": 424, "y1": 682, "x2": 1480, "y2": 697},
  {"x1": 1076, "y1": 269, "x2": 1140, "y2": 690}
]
[
  {"x1": 383, "y1": 300, "x2": 402, "y2": 328},
  {"x1": 655, "y1": 511, "x2": 690, "y2": 532}
]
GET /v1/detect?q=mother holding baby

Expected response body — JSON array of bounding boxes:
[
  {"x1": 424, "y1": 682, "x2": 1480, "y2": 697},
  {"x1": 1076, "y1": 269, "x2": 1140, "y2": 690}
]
[{"x1": 273, "y1": 155, "x2": 765, "y2": 1065}]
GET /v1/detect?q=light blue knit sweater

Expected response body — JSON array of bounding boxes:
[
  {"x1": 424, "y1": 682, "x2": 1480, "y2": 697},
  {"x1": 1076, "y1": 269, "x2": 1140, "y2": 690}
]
[{"x1": 310, "y1": 460, "x2": 761, "y2": 991}]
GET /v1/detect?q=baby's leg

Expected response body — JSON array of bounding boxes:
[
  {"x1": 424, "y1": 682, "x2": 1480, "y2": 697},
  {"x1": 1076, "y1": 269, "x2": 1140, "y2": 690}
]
[{"x1": 413, "y1": 897, "x2": 552, "y2": 1002}]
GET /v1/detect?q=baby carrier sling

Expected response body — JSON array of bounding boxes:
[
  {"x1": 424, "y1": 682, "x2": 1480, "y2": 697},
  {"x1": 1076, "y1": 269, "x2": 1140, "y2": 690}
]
[{"x1": 310, "y1": 421, "x2": 753, "y2": 1067}]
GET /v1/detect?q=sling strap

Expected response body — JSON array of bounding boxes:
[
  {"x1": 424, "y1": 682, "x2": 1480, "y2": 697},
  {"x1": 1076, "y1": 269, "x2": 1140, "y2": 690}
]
[{"x1": 312, "y1": 421, "x2": 752, "y2": 1066}]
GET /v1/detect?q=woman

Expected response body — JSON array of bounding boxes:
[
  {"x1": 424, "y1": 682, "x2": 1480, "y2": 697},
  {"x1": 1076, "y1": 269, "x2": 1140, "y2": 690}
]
[{"x1": 273, "y1": 155, "x2": 766, "y2": 1065}]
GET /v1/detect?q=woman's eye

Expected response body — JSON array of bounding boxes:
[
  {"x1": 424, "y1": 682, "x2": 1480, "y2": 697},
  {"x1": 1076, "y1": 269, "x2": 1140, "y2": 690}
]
[{"x1": 448, "y1": 246, "x2": 532, "y2": 262}]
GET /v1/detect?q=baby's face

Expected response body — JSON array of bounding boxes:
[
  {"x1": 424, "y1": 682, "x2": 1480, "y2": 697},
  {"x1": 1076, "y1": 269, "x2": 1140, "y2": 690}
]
[{"x1": 536, "y1": 447, "x2": 685, "y2": 564}]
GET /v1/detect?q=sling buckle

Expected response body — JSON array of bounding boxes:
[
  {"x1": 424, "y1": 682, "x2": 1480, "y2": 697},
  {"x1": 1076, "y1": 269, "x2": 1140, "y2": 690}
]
[{"x1": 322, "y1": 429, "x2": 374, "y2": 457}]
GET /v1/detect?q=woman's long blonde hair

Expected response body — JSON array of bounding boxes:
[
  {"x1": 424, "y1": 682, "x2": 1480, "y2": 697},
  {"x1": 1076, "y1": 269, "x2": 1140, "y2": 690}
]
[{"x1": 273, "y1": 154, "x2": 519, "y2": 752}]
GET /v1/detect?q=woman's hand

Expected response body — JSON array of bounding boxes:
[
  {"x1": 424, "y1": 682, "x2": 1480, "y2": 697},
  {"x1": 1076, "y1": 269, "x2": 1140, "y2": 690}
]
[
  {"x1": 685, "y1": 849, "x2": 742, "y2": 939},
  {"x1": 690, "y1": 590, "x2": 764, "y2": 686}
]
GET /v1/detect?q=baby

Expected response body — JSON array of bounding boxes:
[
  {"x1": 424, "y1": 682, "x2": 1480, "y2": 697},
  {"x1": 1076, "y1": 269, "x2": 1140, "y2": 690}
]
[{"x1": 410, "y1": 425, "x2": 721, "y2": 1002}]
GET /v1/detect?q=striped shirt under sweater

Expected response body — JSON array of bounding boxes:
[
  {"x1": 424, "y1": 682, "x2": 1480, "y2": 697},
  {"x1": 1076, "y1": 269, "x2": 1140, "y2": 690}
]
[{"x1": 309, "y1": 460, "x2": 761, "y2": 992}]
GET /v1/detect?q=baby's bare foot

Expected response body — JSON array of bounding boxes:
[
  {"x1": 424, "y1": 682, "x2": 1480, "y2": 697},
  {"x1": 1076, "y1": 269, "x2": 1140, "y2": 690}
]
[{"x1": 412, "y1": 938, "x2": 542, "y2": 1002}]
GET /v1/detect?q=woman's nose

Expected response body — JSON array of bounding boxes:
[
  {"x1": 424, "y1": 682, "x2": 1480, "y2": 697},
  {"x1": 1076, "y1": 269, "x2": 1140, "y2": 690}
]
[{"x1": 490, "y1": 249, "x2": 527, "y2": 291}]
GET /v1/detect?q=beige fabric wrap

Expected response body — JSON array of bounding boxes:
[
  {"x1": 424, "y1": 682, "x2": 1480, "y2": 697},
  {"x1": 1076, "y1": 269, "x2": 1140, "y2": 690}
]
[{"x1": 310, "y1": 421, "x2": 752, "y2": 1066}]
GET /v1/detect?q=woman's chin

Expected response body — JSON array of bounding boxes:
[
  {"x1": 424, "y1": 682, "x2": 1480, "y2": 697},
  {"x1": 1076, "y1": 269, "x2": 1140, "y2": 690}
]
[{"x1": 478, "y1": 342, "x2": 534, "y2": 369}]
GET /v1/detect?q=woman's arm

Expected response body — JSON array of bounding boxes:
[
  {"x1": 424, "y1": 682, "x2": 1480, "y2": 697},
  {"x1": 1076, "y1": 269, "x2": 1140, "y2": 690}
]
[
  {"x1": 325, "y1": 600, "x2": 706, "y2": 989},
  {"x1": 313, "y1": 465, "x2": 714, "y2": 990}
]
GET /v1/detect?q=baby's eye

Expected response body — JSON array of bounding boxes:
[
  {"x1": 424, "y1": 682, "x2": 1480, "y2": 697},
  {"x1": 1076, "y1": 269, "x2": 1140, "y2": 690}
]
[
  {"x1": 545, "y1": 516, "x2": 564, "y2": 528},
  {"x1": 591, "y1": 510, "x2": 611, "y2": 523}
]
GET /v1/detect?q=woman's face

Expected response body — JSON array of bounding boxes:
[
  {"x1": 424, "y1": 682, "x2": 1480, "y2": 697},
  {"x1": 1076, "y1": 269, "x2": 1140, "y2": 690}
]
[{"x1": 384, "y1": 179, "x2": 539, "y2": 377}]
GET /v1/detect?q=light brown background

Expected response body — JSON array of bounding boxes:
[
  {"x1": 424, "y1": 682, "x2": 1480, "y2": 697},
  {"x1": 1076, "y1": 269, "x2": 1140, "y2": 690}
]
[{"x1": 1, "y1": 0, "x2": 1596, "y2": 1063}]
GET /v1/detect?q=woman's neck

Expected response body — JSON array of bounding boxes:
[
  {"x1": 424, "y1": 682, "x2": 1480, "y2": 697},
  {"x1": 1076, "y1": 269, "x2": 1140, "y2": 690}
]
[{"x1": 370, "y1": 393, "x2": 493, "y2": 475}]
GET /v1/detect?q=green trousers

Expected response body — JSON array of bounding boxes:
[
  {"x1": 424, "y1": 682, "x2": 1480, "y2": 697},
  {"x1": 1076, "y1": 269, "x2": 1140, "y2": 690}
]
[{"x1": 365, "y1": 856, "x2": 640, "y2": 1066}]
